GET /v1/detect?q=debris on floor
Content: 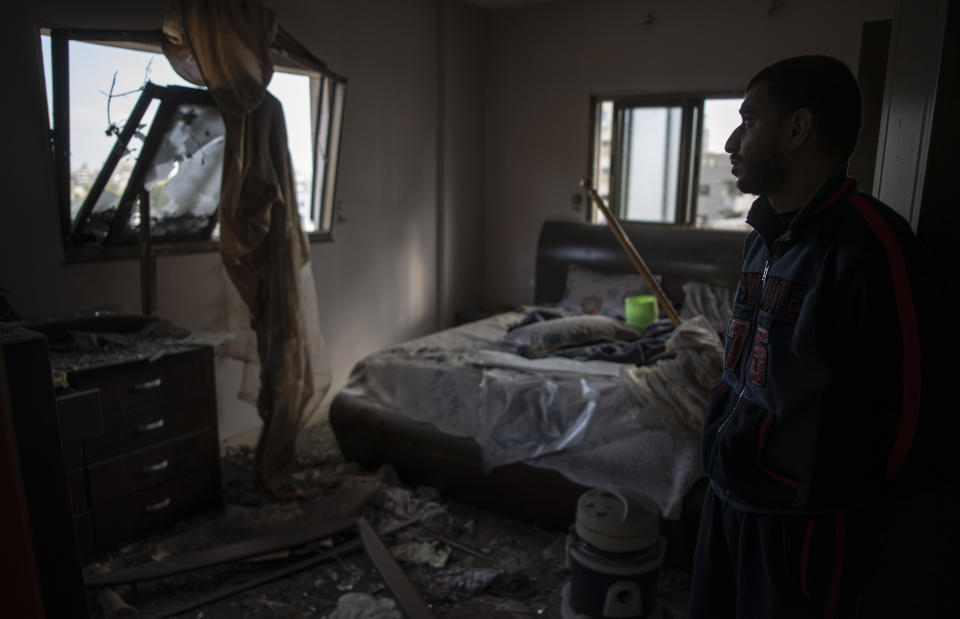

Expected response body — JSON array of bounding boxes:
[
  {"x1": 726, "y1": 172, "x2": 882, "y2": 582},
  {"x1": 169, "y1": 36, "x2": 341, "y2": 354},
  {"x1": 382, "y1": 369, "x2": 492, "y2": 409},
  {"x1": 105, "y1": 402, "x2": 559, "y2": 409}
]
[
  {"x1": 82, "y1": 422, "x2": 692, "y2": 618},
  {"x1": 323, "y1": 592, "x2": 401, "y2": 619},
  {"x1": 391, "y1": 541, "x2": 452, "y2": 569}
]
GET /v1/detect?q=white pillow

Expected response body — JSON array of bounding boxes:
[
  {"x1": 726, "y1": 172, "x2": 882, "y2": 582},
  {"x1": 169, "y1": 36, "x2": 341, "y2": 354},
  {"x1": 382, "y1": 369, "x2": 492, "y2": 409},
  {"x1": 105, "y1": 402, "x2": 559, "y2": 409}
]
[{"x1": 557, "y1": 264, "x2": 661, "y2": 319}]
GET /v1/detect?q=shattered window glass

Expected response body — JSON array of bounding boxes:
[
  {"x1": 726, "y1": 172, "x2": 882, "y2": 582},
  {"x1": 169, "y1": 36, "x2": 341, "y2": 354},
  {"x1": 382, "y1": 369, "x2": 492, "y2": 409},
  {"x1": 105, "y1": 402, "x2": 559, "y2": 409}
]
[
  {"x1": 124, "y1": 103, "x2": 225, "y2": 238},
  {"x1": 73, "y1": 99, "x2": 160, "y2": 242},
  {"x1": 71, "y1": 85, "x2": 222, "y2": 244},
  {"x1": 63, "y1": 41, "x2": 192, "y2": 224},
  {"x1": 41, "y1": 29, "x2": 347, "y2": 254}
]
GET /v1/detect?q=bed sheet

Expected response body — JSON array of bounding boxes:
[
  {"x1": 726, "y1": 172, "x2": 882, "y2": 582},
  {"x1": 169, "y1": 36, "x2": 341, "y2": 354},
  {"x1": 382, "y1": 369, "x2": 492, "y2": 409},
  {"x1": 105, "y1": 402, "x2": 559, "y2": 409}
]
[{"x1": 336, "y1": 308, "x2": 722, "y2": 519}]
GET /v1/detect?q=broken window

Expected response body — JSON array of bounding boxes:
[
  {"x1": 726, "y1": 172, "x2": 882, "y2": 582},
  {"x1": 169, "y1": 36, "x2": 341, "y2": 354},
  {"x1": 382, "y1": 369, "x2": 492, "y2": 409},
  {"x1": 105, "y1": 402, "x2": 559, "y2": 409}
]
[
  {"x1": 40, "y1": 28, "x2": 347, "y2": 257},
  {"x1": 67, "y1": 84, "x2": 224, "y2": 244},
  {"x1": 590, "y1": 94, "x2": 749, "y2": 229}
]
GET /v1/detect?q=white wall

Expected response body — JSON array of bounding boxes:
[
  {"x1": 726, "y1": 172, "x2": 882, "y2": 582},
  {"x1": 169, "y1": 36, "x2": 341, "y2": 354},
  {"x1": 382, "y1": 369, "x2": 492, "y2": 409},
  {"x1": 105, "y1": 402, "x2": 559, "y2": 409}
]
[
  {"x1": 442, "y1": 0, "x2": 487, "y2": 327},
  {"x1": 481, "y1": 0, "x2": 895, "y2": 307},
  {"x1": 0, "y1": 0, "x2": 486, "y2": 438}
]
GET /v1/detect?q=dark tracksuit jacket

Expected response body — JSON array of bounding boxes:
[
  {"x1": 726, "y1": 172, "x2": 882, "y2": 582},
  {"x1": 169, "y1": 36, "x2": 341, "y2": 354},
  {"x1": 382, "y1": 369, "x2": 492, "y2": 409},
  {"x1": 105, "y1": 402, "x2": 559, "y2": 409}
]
[
  {"x1": 702, "y1": 172, "x2": 950, "y2": 513},
  {"x1": 691, "y1": 172, "x2": 954, "y2": 618}
]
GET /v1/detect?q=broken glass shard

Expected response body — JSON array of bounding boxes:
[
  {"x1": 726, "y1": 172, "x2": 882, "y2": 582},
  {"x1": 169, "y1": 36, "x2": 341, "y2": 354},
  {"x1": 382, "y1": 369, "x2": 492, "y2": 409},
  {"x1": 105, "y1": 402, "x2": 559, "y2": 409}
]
[{"x1": 125, "y1": 102, "x2": 225, "y2": 238}]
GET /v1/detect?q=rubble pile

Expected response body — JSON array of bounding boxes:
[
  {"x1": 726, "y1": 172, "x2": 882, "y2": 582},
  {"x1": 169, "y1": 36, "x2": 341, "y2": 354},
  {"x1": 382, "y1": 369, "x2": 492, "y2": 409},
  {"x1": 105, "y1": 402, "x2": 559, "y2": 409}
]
[{"x1": 83, "y1": 422, "x2": 690, "y2": 618}]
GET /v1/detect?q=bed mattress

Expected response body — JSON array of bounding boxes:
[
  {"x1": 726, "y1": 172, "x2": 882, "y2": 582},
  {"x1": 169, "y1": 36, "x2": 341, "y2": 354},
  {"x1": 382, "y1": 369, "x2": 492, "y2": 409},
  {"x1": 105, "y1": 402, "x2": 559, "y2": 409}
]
[{"x1": 334, "y1": 309, "x2": 720, "y2": 519}]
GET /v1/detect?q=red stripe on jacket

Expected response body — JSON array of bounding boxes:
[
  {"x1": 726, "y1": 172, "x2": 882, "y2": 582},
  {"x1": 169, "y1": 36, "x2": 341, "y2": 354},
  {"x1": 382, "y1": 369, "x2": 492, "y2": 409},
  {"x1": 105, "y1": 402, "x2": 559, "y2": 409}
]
[
  {"x1": 757, "y1": 412, "x2": 797, "y2": 487},
  {"x1": 849, "y1": 195, "x2": 922, "y2": 478},
  {"x1": 710, "y1": 380, "x2": 726, "y2": 401},
  {"x1": 758, "y1": 411, "x2": 772, "y2": 447},
  {"x1": 815, "y1": 177, "x2": 856, "y2": 214},
  {"x1": 758, "y1": 464, "x2": 800, "y2": 488},
  {"x1": 825, "y1": 513, "x2": 847, "y2": 619}
]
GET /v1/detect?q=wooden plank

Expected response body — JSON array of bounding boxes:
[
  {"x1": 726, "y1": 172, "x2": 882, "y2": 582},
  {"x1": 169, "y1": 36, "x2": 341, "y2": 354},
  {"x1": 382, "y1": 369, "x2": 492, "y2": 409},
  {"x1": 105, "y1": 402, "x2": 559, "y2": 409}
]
[
  {"x1": 142, "y1": 510, "x2": 443, "y2": 619},
  {"x1": 358, "y1": 517, "x2": 435, "y2": 619},
  {"x1": 85, "y1": 517, "x2": 357, "y2": 587}
]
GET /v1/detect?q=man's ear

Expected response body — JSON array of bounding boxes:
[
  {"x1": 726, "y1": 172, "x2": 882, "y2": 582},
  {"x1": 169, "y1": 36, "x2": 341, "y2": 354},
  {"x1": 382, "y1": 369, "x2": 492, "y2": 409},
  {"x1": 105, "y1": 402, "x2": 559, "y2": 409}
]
[{"x1": 785, "y1": 108, "x2": 814, "y2": 150}]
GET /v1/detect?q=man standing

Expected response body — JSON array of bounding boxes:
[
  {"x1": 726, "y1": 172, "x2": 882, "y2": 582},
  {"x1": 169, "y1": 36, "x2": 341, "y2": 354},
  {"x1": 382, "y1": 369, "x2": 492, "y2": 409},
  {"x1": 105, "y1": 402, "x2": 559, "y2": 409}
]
[{"x1": 690, "y1": 55, "x2": 952, "y2": 618}]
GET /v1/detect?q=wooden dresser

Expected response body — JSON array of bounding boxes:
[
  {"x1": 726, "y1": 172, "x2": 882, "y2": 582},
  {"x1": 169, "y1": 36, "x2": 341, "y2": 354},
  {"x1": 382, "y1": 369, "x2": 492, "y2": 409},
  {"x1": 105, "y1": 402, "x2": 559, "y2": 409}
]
[{"x1": 48, "y1": 328, "x2": 223, "y2": 560}]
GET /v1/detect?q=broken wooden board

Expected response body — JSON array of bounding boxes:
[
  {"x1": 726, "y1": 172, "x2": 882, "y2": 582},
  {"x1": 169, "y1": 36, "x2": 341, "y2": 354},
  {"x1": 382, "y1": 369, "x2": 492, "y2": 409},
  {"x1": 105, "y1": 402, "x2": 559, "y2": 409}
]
[
  {"x1": 140, "y1": 510, "x2": 445, "y2": 619},
  {"x1": 358, "y1": 517, "x2": 435, "y2": 619},
  {"x1": 85, "y1": 517, "x2": 357, "y2": 588}
]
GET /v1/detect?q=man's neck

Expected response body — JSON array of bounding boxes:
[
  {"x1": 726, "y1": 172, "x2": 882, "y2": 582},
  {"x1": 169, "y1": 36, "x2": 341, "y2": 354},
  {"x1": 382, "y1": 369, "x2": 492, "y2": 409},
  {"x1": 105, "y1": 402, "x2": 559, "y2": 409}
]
[{"x1": 767, "y1": 159, "x2": 841, "y2": 215}]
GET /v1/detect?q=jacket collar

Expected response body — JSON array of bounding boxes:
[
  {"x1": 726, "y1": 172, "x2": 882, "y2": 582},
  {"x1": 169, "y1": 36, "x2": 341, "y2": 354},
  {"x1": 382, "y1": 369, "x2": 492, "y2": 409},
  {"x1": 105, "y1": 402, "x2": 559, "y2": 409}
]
[{"x1": 746, "y1": 168, "x2": 856, "y2": 247}]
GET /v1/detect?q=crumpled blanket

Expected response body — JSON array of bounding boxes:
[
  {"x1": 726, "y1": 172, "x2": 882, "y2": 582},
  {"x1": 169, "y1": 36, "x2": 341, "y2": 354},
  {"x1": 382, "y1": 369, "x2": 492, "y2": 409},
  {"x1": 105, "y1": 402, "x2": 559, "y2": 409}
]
[
  {"x1": 507, "y1": 308, "x2": 568, "y2": 330},
  {"x1": 507, "y1": 308, "x2": 676, "y2": 366},
  {"x1": 550, "y1": 319, "x2": 675, "y2": 365},
  {"x1": 620, "y1": 315, "x2": 725, "y2": 435}
]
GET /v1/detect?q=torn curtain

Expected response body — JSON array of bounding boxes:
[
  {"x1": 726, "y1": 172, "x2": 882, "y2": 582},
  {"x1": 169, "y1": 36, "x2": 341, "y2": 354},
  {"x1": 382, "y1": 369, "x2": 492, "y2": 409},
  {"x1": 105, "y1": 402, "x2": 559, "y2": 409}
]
[{"x1": 163, "y1": 0, "x2": 332, "y2": 493}]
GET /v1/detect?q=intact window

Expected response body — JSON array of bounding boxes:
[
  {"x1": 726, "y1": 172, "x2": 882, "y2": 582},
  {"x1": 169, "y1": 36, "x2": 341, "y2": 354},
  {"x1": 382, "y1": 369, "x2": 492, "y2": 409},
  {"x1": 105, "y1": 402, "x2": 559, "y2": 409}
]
[
  {"x1": 590, "y1": 94, "x2": 748, "y2": 229},
  {"x1": 40, "y1": 28, "x2": 346, "y2": 256}
]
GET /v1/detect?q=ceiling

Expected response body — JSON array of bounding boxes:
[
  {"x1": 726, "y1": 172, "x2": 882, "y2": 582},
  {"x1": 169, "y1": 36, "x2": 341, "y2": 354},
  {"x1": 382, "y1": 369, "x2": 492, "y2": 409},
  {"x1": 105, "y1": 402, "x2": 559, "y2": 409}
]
[{"x1": 463, "y1": 0, "x2": 566, "y2": 9}]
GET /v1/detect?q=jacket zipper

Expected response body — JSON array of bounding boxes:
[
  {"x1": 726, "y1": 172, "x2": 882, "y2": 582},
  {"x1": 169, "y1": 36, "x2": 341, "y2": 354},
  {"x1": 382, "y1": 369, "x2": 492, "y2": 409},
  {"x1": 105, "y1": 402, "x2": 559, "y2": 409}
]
[{"x1": 708, "y1": 253, "x2": 773, "y2": 473}]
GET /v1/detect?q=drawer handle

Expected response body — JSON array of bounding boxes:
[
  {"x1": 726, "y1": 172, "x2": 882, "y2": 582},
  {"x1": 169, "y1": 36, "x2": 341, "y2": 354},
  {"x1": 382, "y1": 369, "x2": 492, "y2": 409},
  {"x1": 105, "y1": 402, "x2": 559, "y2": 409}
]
[
  {"x1": 141, "y1": 459, "x2": 169, "y2": 474},
  {"x1": 133, "y1": 378, "x2": 163, "y2": 391},
  {"x1": 144, "y1": 497, "x2": 171, "y2": 513},
  {"x1": 136, "y1": 419, "x2": 165, "y2": 433}
]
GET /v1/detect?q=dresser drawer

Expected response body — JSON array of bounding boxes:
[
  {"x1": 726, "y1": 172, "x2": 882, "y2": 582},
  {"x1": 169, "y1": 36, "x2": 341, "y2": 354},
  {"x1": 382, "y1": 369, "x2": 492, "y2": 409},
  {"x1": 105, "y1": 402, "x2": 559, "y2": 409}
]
[
  {"x1": 69, "y1": 348, "x2": 213, "y2": 418},
  {"x1": 56, "y1": 389, "x2": 103, "y2": 470},
  {"x1": 87, "y1": 430, "x2": 217, "y2": 506},
  {"x1": 92, "y1": 467, "x2": 221, "y2": 550},
  {"x1": 82, "y1": 393, "x2": 215, "y2": 463}
]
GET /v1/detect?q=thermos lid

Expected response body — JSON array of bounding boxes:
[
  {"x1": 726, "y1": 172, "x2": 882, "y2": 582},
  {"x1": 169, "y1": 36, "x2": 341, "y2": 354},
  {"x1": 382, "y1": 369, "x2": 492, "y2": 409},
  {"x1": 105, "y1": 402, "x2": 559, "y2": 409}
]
[{"x1": 575, "y1": 487, "x2": 660, "y2": 553}]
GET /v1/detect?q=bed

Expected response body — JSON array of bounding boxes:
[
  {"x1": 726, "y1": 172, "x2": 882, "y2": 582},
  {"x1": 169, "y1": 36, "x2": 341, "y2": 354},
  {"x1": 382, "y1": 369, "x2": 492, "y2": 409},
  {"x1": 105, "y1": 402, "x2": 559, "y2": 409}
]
[{"x1": 330, "y1": 219, "x2": 746, "y2": 567}]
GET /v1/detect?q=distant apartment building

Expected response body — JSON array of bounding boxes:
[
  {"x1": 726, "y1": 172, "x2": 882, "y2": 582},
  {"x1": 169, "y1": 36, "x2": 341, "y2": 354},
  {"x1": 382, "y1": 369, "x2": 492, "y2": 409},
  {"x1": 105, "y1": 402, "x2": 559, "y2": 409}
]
[{"x1": 696, "y1": 151, "x2": 752, "y2": 228}]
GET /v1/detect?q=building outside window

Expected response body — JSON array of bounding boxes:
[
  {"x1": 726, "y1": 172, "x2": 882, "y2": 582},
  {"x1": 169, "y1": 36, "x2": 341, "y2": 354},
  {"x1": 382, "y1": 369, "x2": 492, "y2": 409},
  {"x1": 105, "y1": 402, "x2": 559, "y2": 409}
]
[{"x1": 591, "y1": 94, "x2": 749, "y2": 230}]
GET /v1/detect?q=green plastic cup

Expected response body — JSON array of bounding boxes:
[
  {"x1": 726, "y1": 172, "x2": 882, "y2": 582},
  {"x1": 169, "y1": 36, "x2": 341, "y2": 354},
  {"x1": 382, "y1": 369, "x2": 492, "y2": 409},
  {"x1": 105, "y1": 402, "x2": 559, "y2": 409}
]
[{"x1": 625, "y1": 295, "x2": 658, "y2": 331}]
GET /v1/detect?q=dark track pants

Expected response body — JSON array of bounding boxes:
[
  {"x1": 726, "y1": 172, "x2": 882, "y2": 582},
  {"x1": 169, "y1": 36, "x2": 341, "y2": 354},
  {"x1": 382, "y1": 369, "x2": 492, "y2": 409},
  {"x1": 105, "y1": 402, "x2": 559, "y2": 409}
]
[{"x1": 688, "y1": 484, "x2": 873, "y2": 619}]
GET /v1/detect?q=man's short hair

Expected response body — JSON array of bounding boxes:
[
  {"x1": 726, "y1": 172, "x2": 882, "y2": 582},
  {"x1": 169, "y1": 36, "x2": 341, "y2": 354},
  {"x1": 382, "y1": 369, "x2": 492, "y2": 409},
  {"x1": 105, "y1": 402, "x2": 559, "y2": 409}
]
[{"x1": 747, "y1": 55, "x2": 863, "y2": 162}]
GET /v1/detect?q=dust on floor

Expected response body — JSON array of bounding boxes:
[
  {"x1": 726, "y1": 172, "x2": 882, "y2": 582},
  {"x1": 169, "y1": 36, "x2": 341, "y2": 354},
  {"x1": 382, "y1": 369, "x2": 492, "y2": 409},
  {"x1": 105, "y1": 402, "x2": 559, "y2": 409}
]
[{"x1": 83, "y1": 422, "x2": 692, "y2": 618}]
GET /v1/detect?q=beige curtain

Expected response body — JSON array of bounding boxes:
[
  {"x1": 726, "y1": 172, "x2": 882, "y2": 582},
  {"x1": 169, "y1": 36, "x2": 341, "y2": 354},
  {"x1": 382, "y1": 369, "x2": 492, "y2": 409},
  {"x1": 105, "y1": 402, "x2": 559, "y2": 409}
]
[{"x1": 163, "y1": 0, "x2": 332, "y2": 495}]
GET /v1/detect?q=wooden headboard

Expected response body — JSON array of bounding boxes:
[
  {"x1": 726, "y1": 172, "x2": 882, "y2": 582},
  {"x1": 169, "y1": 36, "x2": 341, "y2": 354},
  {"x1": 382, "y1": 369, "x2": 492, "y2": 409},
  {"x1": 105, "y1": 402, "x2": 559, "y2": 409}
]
[{"x1": 534, "y1": 220, "x2": 749, "y2": 307}]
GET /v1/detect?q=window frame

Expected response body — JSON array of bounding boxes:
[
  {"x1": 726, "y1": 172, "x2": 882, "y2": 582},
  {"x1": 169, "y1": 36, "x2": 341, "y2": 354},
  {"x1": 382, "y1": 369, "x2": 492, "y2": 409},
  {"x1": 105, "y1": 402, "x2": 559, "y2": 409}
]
[
  {"x1": 42, "y1": 26, "x2": 347, "y2": 262},
  {"x1": 73, "y1": 83, "x2": 223, "y2": 246},
  {"x1": 587, "y1": 90, "x2": 743, "y2": 228}
]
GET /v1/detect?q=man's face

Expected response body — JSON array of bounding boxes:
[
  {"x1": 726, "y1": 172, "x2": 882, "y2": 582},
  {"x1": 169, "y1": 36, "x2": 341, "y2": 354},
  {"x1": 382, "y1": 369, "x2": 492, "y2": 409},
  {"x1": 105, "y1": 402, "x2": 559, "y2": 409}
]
[{"x1": 725, "y1": 83, "x2": 789, "y2": 196}]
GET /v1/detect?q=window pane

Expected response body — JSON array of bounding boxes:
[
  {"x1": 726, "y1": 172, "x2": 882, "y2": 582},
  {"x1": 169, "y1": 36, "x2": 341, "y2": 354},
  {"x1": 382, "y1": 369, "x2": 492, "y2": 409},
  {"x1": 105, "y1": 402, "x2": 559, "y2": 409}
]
[
  {"x1": 123, "y1": 102, "x2": 225, "y2": 238},
  {"x1": 320, "y1": 79, "x2": 345, "y2": 233},
  {"x1": 65, "y1": 40, "x2": 195, "y2": 222},
  {"x1": 41, "y1": 32, "x2": 340, "y2": 245},
  {"x1": 267, "y1": 71, "x2": 314, "y2": 232},
  {"x1": 697, "y1": 98, "x2": 751, "y2": 229},
  {"x1": 311, "y1": 76, "x2": 331, "y2": 232},
  {"x1": 74, "y1": 97, "x2": 161, "y2": 242},
  {"x1": 619, "y1": 106, "x2": 682, "y2": 223},
  {"x1": 41, "y1": 34, "x2": 53, "y2": 129},
  {"x1": 594, "y1": 101, "x2": 614, "y2": 207}
]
